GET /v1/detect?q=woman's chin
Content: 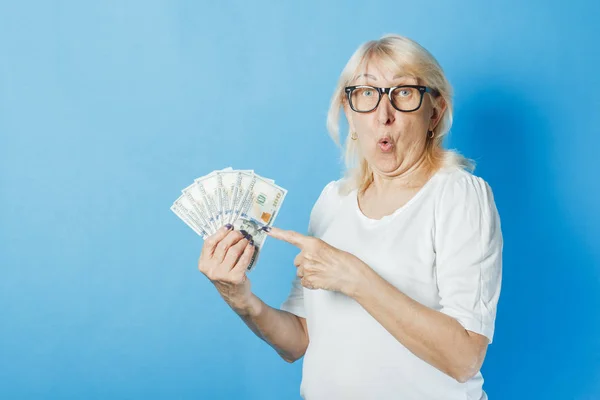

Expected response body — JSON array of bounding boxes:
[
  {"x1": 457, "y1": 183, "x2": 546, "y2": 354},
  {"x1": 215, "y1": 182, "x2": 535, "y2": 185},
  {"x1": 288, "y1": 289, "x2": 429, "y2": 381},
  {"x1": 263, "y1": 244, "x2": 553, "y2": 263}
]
[{"x1": 370, "y1": 156, "x2": 403, "y2": 174}]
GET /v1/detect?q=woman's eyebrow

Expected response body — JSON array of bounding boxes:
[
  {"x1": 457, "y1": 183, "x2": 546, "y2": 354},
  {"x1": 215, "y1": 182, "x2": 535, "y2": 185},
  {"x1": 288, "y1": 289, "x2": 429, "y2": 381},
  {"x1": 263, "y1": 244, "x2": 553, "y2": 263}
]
[{"x1": 354, "y1": 73, "x2": 378, "y2": 81}]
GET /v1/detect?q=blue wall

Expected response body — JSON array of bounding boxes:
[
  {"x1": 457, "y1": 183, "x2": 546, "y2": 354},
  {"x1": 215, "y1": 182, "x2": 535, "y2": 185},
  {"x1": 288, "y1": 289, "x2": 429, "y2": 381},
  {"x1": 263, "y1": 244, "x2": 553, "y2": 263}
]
[{"x1": 1, "y1": 1, "x2": 598, "y2": 399}]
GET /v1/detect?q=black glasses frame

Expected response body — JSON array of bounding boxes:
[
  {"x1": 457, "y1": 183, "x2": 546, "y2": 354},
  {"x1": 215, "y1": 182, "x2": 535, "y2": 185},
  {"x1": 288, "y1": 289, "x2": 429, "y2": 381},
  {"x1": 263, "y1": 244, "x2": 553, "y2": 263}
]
[{"x1": 344, "y1": 85, "x2": 440, "y2": 113}]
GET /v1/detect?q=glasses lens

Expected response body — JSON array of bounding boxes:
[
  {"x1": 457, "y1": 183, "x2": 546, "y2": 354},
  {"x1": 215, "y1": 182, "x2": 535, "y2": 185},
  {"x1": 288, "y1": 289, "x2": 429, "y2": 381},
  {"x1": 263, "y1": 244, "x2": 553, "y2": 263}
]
[
  {"x1": 350, "y1": 87, "x2": 379, "y2": 111},
  {"x1": 391, "y1": 87, "x2": 422, "y2": 111}
]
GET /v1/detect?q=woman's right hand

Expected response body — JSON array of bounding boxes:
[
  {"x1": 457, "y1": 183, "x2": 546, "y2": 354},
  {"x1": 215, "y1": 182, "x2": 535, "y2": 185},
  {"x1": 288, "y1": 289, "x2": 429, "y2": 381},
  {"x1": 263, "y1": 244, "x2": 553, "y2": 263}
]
[{"x1": 198, "y1": 224, "x2": 257, "y2": 310}]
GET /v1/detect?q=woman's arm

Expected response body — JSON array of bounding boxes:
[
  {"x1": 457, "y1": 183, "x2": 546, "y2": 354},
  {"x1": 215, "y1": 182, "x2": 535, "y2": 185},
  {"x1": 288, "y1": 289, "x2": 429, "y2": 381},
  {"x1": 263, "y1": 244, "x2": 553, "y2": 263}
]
[
  {"x1": 265, "y1": 226, "x2": 492, "y2": 382},
  {"x1": 198, "y1": 225, "x2": 309, "y2": 363},
  {"x1": 348, "y1": 264, "x2": 488, "y2": 383},
  {"x1": 233, "y1": 293, "x2": 309, "y2": 363}
]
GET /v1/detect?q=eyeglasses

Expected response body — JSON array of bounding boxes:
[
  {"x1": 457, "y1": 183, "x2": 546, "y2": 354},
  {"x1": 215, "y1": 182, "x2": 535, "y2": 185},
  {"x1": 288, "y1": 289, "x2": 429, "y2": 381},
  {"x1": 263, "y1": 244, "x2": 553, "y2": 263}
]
[{"x1": 344, "y1": 85, "x2": 440, "y2": 113}]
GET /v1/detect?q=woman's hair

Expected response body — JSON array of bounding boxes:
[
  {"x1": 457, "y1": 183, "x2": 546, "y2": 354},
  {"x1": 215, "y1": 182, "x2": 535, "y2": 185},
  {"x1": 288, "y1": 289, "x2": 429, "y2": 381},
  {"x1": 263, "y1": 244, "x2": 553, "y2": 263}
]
[{"x1": 326, "y1": 34, "x2": 474, "y2": 195}]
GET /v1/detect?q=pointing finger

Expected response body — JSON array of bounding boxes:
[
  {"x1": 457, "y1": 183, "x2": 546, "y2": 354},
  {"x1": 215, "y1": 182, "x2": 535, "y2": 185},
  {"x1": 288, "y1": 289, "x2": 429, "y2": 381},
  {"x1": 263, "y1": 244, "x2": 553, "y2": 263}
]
[{"x1": 263, "y1": 226, "x2": 307, "y2": 248}]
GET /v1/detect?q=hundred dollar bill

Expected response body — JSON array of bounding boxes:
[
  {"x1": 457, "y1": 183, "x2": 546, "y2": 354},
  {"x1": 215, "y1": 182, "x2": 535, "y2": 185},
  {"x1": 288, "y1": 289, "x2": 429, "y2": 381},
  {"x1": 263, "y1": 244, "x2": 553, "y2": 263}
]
[
  {"x1": 230, "y1": 175, "x2": 287, "y2": 270},
  {"x1": 201, "y1": 167, "x2": 234, "y2": 228},
  {"x1": 193, "y1": 173, "x2": 222, "y2": 231},
  {"x1": 231, "y1": 171, "x2": 256, "y2": 226},
  {"x1": 219, "y1": 170, "x2": 249, "y2": 226},
  {"x1": 170, "y1": 203, "x2": 209, "y2": 238},
  {"x1": 180, "y1": 184, "x2": 217, "y2": 234},
  {"x1": 173, "y1": 195, "x2": 212, "y2": 237}
]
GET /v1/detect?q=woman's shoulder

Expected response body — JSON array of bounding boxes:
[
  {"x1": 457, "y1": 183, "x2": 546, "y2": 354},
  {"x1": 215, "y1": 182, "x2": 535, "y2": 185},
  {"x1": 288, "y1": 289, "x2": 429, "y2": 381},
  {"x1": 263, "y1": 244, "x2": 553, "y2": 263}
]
[
  {"x1": 434, "y1": 166, "x2": 499, "y2": 219},
  {"x1": 435, "y1": 166, "x2": 493, "y2": 196},
  {"x1": 310, "y1": 177, "x2": 355, "y2": 215},
  {"x1": 312, "y1": 178, "x2": 349, "y2": 208},
  {"x1": 306, "y1": 179, "x2": 350, "y2": 236}
]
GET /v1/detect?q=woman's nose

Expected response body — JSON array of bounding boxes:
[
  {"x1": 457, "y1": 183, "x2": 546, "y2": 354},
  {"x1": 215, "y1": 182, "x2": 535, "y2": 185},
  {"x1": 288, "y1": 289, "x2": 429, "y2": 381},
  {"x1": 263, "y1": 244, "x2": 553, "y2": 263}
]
[{"x1": 377, "y1": 95, "x2": 395, "y2": 125}]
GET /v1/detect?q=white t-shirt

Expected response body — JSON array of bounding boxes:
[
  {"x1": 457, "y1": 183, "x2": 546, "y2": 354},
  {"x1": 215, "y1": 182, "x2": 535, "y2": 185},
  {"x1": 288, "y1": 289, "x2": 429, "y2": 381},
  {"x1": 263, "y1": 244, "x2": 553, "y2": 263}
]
[{"x1": 280, "y1": 166, "x2": 503, "y2": 400}]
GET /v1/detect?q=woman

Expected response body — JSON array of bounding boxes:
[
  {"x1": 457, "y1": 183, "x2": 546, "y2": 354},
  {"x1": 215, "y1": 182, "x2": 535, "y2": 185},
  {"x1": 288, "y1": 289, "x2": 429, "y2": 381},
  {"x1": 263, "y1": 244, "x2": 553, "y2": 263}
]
[{"x1": 197, "y1": 34, "x2": 503, "y2": 400}]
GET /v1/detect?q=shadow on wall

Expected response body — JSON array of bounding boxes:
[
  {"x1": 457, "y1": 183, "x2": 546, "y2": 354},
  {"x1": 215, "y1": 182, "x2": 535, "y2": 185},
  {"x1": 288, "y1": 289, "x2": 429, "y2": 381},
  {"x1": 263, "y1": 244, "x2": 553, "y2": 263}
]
[{"x1": 453, "y1": 83, "x2": 600, "y2": 399}]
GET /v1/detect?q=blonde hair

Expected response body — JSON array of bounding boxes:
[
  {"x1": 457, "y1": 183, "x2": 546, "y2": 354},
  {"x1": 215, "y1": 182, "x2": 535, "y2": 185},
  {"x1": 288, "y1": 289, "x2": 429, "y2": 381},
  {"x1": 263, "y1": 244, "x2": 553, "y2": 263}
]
[{"x1": 326, "y1": 34, "x2": 474, "y2": 195}]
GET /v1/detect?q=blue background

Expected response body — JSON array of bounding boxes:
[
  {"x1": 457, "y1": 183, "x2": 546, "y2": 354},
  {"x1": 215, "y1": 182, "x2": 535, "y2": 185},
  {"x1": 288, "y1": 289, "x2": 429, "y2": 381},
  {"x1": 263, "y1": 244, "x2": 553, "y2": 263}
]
[{"x1": 1, "y1": 1, "x2": 599, "y2": 399}]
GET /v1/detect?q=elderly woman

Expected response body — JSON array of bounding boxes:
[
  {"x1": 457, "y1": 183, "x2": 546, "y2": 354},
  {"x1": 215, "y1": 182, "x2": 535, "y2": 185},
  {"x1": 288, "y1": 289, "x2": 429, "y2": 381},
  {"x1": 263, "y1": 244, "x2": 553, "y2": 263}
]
[{"x1": 198, "y1": 34, "x2": 502, "y2": 400}]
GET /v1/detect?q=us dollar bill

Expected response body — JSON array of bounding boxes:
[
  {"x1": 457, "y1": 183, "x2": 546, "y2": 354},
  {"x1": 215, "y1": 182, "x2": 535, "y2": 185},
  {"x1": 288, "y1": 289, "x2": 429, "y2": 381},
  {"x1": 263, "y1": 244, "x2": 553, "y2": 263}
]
[{"x1": 230, "y1": 175, "x2": 287, "y2": 270}]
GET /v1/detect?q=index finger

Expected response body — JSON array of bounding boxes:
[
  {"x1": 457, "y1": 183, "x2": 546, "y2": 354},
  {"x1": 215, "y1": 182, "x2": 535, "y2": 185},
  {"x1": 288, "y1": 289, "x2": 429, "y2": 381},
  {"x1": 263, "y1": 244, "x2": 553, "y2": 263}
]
[{"x1": 264, "y1": 226, "x2": 307, "y2": 248}]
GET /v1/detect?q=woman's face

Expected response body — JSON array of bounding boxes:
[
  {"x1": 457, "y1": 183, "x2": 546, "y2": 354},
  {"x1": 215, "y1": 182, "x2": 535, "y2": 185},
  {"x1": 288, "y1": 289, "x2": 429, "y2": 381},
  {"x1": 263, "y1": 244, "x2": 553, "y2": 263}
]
[{"x1": 343, "y1": 61, "x2": 445, "y2": 177}]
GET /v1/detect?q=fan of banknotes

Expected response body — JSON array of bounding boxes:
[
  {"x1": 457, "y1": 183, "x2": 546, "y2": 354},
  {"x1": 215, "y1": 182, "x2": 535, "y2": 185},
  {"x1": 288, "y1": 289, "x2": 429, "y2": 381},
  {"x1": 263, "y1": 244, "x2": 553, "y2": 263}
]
[{"x1": 170, "y1": 167, "x2": 287, "y2": 271}]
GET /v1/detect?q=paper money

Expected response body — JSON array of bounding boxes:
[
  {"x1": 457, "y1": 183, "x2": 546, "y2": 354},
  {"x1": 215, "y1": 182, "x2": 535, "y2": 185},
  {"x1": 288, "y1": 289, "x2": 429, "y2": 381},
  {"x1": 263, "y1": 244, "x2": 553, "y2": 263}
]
[
  {"x1": 170, "y1": 203, "x2": 209, "y2": 238},
  {"x1": 174, "y1": 194, "x2": 212, "y2": 237},
  {"x1": 171, "y1": 167, "x2": 287, "y2": 271}
]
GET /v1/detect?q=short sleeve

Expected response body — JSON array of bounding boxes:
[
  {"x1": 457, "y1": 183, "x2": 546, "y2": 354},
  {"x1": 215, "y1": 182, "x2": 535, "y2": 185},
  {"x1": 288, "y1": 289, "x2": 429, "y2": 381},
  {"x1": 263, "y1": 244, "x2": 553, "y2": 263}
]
[
  {"x1": 279, "y1": 180, "x2": 339, "y2": 318},
  {"x1": 280, "y1": 275, "x2": 306, "y2": 318},
  {"x1": 434, "y1": 173, "x2": 503, "y2": 344}
]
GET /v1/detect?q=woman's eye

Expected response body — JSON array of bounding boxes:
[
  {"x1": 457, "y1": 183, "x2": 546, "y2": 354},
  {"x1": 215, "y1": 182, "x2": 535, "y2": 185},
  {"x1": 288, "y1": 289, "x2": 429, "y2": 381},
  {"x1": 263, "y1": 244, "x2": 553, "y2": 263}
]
[
  {"x1": 399, "y1": 90, "x2": 411, "y2": 97},
  {"x1": 362, "y1": 90, "x2": 374, "y2": 97}
]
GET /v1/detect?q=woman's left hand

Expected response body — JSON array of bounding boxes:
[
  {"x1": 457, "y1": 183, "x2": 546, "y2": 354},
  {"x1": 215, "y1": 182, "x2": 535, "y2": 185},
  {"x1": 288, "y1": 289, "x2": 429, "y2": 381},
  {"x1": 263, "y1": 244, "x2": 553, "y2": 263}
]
[{"x1": 265, "y1": 226, "x2": 366, "y2": 296}]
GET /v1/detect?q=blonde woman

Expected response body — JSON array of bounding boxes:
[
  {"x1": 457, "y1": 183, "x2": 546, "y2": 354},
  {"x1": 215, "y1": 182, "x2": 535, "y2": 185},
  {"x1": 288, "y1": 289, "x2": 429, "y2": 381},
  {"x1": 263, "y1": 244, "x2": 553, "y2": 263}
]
[{"x1": 198, "y1": 34, "x2": 503, "y2": 400}]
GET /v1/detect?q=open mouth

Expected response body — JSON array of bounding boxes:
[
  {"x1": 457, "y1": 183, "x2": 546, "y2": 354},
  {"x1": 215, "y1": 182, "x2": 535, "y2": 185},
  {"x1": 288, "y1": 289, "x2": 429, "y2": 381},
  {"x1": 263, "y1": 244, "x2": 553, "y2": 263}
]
[{"x1": 378, "y1": 137, "x2": 393, "y2": 152}]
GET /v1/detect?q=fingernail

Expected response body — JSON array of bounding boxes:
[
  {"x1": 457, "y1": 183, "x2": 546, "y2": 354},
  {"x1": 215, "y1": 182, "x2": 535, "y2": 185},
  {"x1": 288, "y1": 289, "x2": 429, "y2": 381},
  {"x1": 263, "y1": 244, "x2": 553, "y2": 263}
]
[
  {"x1": 225, "y1": 223, "x2": 233, "y2": 230},
  {"x1": 249, "y1": 238, "x2": 254, "y2": 245},
  {"x1": 260, "y1": 226, "x2": 272, "y2": 233},
  {"x1": 240, "y1": 229, "x2": 248, "y2": 236}
]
